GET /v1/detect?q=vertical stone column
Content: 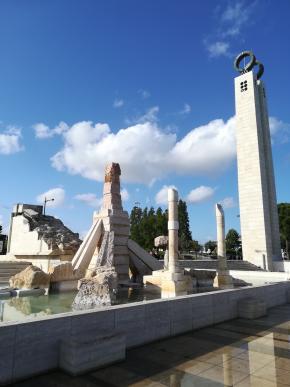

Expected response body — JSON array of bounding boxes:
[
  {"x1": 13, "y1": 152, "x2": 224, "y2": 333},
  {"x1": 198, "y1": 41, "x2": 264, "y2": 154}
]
[
  {"x1": 235, "y1": 70, "x2": 282, "y2": 269},
  {"x1": 144, "y1": 187, "x2": 192, "y2": 297},
  {"x1": 214, "y1": 203, "x2": 233, "y2": 289},
  {"x1": 216, "y1": 204, "x2": 226, "y2": 263},
  {"x1": 168, "y1": 188, "x2": 179, "y2": 273}
]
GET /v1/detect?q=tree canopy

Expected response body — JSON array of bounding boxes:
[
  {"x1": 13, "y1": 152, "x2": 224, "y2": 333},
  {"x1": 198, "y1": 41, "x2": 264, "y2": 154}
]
[
  {"x1": 130, "y1": 200, "x2": 194, "y2": 253},
  {"x1": 178, "y1": 199, "x2": 192, "y2": 251},
  {"x1": 225, "y1": 228, "x2": 242, "y2": 258},
  {"x1": 278, "y1": 203, "x2": 290, "y2": 255},
  {"x1": 204, "y1": 240, "x2": 217, "y2": 254}
]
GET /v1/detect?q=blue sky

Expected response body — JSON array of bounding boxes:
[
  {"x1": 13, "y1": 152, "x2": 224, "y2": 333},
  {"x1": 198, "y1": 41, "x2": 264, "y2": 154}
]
[{"x1": 0, "y1": 0, "x2": 289, "y2": 243}]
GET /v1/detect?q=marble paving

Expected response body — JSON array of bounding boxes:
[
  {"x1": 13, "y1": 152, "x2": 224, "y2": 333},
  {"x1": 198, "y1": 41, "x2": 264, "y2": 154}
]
[{"x1": 12, "y1": 304, "x2": 290, "y2": 386}]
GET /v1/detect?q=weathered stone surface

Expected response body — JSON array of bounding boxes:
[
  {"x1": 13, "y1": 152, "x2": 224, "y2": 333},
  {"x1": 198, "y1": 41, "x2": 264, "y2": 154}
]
[
  {"x1": 154, "y1": 236, "x2": 168, "y2": 248},
  {"x1": 49, "y1": 262, "x2": 82, "y2": 282},
  {"x1": 188, "y1": 269, "x2": 216, "y2": 280},
  {"x1": 72, "y1": 267, "x2": 118, "y2": 310},
  {"x1": 9, "y1": 204, "x2": 82, "y2": 260},
  {"x1": 9, "y1": 265, "x2": 50, "y2": 289},
  {"x1": 187, "y1": 269, "x2": 215, "y2": 288}
]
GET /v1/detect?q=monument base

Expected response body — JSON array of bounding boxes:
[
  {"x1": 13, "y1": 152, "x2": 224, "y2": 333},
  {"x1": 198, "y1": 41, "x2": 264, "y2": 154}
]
[
  {"x1": 144, "y1": 269, "x2": 193, "y2": 298},
  {"x1": 213, "y1": 271, "x2": 233, "y2": 290}
]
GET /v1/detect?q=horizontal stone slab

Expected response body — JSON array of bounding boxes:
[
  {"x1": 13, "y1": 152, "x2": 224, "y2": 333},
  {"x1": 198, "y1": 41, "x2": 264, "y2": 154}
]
[
  {"x1": 59, "y1": 332, "x2": 126, "y2": 376},
  {"x1": 238, "y1": 297, "x2": 267, "y2": 319}
]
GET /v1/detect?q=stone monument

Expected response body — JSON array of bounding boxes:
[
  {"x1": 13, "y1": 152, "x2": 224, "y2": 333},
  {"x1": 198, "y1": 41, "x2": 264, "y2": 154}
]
[
  {"x1": 6, "y1": 204, "x2": 81, "y2": 272},
  {"x1": 70, "y1": 162, "x2": 162, "y2": 289},
  {"x1": 89, "y1": 163, "x2": 131, "y2": 283},
  {"x1": 213, "y1": 203, "x2": 233, "y2": 289},
  {"x1": 234, "y1": 51, "x2": 282, "y2": 270},
  {"x1": 143, "y1": 188, "x2": 192, "y2": 297}
]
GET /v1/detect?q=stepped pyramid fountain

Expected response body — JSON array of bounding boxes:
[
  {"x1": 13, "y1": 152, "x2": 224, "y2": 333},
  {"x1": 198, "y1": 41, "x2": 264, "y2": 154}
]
[{"x1": 69, "y1": 162, "x2": 162, "y2": 288}]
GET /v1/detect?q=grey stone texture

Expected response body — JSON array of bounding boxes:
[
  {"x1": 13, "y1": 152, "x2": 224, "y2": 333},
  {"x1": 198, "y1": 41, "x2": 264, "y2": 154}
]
[
  {"x1": 238, "y1": 297, "x2": 267, "y2": 319},
  {"x1": 59, "y1": 332, "x2": 126, "y2": 376},
  {"x1": 72, "y1": 267, "x2": 118, "y2": 310}
]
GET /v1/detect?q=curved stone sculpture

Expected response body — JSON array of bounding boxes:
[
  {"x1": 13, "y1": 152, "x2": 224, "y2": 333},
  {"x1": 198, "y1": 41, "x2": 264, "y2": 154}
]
[{"x1": 234, "y1": 50, "x2": 264, "y2": 79}]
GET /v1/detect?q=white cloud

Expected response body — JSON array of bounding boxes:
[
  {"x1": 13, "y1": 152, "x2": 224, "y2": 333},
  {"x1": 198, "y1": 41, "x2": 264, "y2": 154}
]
[
  {"x1": 113, "y1": 99, "x2": 124, "y2": 108},
  {"x1": 46, "y1": 113, "x2": 288, "y2": 186},
  {"x1": 33, "y1": 121, "x2": 68, "y2": 139},
  {"x1": 204, "y1": 1, "x2": 257, "y2": 58},
  {"x1": 169, "y1": 117, "x2": 236, "y2": 175},
  {"x1": 269, "y1": 117, "x2": 290, "y2": 142},
  {"x1": 221, "y1": 1, "x2": 255, "y2": 37},
  {"x1": 187, "y1": 186, "x2": 215, "y2": 204},
  {"x1": 155, "y1": 185, "x2": 177, "y2": 205},
  {"x1": 74, "y1": 193, "x2": 102, "y2": 208},
  {"x1": 0, "y1": 126, "x2": 23, "y2": 155},
  {"x1": 137, "y1": 106, "x2": 159, "y2": 123},
  {"x1": 50, "y1": 116, "x2": 237, "y2": 185},
  {"x1": 121, "y1": 188, "x2": 129, "y2": 202},
  {"x1": 36, "y1": 187, "x2": 65, "y2": 208},
  {"x1": 205, "y1": 41, "x2": 230, "y2": 58},
  {"x1": 219, "y1": 197, "x2": 236, "y2": 209},
  {"x1": 0, "y1": 214, "x2": 3, "y2": 226},
  {"x1": 180, "y1": 103, "x2": 191, "y2": 115},
  {"x1": 139, "y1": 89, "x2": 150, "y2": 99}
]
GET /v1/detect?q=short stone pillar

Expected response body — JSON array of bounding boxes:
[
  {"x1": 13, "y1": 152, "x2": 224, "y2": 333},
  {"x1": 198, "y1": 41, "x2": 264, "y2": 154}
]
[{"x1": 213, "y1": 203, "x2": 233, "y2": 289}]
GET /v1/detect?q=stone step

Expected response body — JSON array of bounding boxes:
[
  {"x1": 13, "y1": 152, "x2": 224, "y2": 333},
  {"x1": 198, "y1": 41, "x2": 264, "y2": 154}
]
[
  {"x1": 0, "y1": 262, "x2": 31, "y2": 286},
  {"x1": 0, "y1": 271, "x2": 24, "y2": 276}
]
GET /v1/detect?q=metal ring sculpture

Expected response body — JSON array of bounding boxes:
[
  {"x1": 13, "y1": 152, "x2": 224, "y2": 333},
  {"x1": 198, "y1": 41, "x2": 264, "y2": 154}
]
[{"x1": 234, "y1": 51, "x2": 264, "y2": 79}]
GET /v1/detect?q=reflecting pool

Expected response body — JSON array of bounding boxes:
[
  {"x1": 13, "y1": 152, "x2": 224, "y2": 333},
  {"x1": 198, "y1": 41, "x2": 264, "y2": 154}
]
[{"x1": 0, "y1": 287, "x2": 216, "y2": 323}]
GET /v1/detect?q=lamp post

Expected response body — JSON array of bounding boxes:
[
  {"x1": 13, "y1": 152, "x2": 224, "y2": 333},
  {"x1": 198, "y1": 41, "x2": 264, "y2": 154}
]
[{"x1": 43, "y1": 197, "x2": 54, "y2": 216}]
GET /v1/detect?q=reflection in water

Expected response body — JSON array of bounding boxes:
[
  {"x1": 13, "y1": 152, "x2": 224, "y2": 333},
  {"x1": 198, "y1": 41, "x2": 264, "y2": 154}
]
[{"x1": 0, "y1": 286, "x2": 217, "y2": 323}]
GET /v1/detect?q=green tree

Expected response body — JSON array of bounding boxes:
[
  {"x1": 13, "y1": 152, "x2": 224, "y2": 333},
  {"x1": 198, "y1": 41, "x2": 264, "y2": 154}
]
[
  {"x1": 0, "y1": 225, "x2": 2, "y2": 234},
  {"x1": 225, "y1": 229, "x2": 241, "y2": 259},
  {"x1": 204, "y1": 240, "x2": 217, "y2": 254},
  {"x1": 178, "y1": 199, "x2": 192, "y2": 251},
  {"x1": 155, "y1": 207, "x2": 168, "y2": 237},
  {"x1": 278, "y1": 203, "x2": 290, "y2": 256},
  {"x1": 191, "y1": 240, "x2": 201, "y2": 252},
  {"x1": 130, "y1": 201, "x2": 193, "y2": 253},
  {"x1": 130, "y1": 206, "x2": 144, "y2": 247}
]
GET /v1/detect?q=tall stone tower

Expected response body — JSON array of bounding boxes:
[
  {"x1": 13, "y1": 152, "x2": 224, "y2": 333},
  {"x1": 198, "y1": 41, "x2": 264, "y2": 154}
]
[{"x1": 234, "y1": 51, "x2": 281, "y2": 270}]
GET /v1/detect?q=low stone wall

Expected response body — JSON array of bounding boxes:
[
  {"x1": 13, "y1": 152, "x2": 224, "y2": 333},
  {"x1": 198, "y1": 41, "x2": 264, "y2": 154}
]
[
  {"x1": 230, "y1": 270, "x2": 290, "y2": 285},
  {"x1": 1, "y1": 281, "x2": 290, "y2": 385}
]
